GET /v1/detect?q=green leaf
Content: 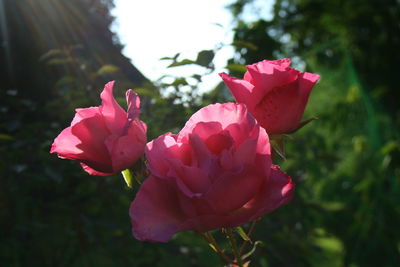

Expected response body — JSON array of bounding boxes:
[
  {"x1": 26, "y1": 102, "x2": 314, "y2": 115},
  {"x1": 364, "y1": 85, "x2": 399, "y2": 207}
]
[
  {"x1": 171, "y1": 78, "x2": 188, "y2": 86},
  {"x1": 192, "y1": 74, "x2": 202, "y2": 82},
  {"x1": 160, "y1": 53, "x2": 180, "y2": 61},
  {"x1": 0, "y1": 134, "x2": 14, "y2": 141},
  {"x1": 39, "y1": 49, "x2": 63, "y2": 61},
  {"x1": 346, "y1": 85, "x2": 360, "y2": 103},
  {"x1": 134, "y1": 88, "x2": 159, "y2": 98},
  {"x1": 172, "y1": 52, "x2": 180, "y2": 60},
  {"x1": 231, "y1": 40, "x2": 258, "y2": 51},
  {"x1": 47, "y1": 58, "x2": 70, "y2": 65},
  {"x1": 226, "y1": 64, "x2": 247, "y2": 74},
  {"x1": 381, "y1": 141, "x2": 400, "y2": 155},
  {"x1": 160, "y1": 56, "x2": 173, "y2": 60},
  {"x1": 320, "y1": 202, "x2": 345, "y2": 211},
  {"x1": 97, "y1": 64, "x2": 119, "y2": 75},
  {"x1": 168, "y1": 59, "x2": 196, "y2": 68},
  {"x1": 212, "y1": 22, "x2": 223, "y2": 28},
  {"x1": 196, "y1": 50, "x2": 214, "y2": 67}
]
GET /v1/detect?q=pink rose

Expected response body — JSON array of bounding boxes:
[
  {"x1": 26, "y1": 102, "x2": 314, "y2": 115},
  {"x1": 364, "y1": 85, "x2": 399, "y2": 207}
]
[
  {"x1": 129, "y1": 103, "x2": 294, "y2": 242},
  {"x1": 50, "y1": 81, "x2": 147, "y2": 176},
  {"x1": 219, "y1": 58, "x2": 320, "y2": 134}
]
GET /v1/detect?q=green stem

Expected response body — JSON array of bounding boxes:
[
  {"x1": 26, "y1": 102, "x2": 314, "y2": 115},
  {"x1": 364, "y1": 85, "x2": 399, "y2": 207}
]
[
  {"x1": 226, "y1": 228, "x2": 244, "y2": 267},
  {"x1": 200, "y1": 232, "x2": 231, "y2": 264},
  {"x1": 239, "y1": 219, "x2": 258, "y2": 256}
]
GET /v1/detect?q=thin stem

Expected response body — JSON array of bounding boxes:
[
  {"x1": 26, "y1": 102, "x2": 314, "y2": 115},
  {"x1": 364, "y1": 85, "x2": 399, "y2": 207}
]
[
  {"x1": 226, "y1": 228, "x2": 244, "y2": 267},
  {"x1": 206, "y1": 232, "x2": 232, "y2": 264},
  {"x1": 199, "y1": 232, "x2": 231, "y2": 264},
  {"x1": 134, "y1": 173, "x2": 142, "y2": 185},
  {"x1": 239, "y1": 219, "x2": 258, "y2": 256}
]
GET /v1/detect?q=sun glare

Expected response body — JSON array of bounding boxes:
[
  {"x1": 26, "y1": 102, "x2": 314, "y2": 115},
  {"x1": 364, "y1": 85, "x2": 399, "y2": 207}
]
[{"x1": 112, "y1": 0, "x2": 235, "y2": 92}]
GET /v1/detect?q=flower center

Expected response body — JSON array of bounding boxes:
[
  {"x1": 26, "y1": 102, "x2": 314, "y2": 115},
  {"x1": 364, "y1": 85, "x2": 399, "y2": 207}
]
[{"x1": 205, "y1": 131, "x2": 234, "y2": 155}]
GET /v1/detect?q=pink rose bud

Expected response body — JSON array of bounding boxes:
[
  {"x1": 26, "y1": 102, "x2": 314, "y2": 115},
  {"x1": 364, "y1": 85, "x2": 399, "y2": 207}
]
[
  {"x1": 129, "y1": 103, "x2": 294, "y2": 242},
  {"x1": 220, "y1": 58, "x2": 320, "y2": 134},
  {"x1": 50, "y1": 81, "x2": 147, "y2": 176}
]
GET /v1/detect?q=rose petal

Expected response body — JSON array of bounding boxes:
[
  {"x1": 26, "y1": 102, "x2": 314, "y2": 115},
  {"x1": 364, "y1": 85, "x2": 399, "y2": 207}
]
[
  {"x1": 243, "y1": 71, "x2": 253, "y2": 83},
  {"x1": 255, "y1": 126, "x2": 270, "y2": 156},
  {"x1": 179, "y1": 103, "x2": 253, "y2": 142},
  {"x1": 50, "y1": 127, "x2": 83, "y2": 158},
  {"x1": 100, "y1": 81, "x2": 127, "y2": 134},
  {"x1": 145, "y1": 133, "x2": 179, "y2": 177},
  {"x1": 205, "y1": 171, "x2": 264, "y2": 214},
  {"x1": 167, "y1": 162, "x2": 211, "y2": 196},
  {"x1": 295, "y1": 72, "x2": 320, "y2": 122},
  {"x1": 252, "y1": 80, "x2": 309, "y2": 134},
  {"x1": 51, "y1": 107, "x2": 113, "y2": 174},
  {"x1": 219, "y1": 150, "x2": 234, "y2": 171},
  {"x1": 247, "y1": 165, "x2": 294, "y2": 219},
  {"x1": 107, "y1": 121, "x2": 146, "y2": 172},
  {"x1": 130, "y1": 175, "x2": 187, "y2": 242},
  {"x1": 246, "y1": 59, "x2": 299, "y2": 94},
  {"x1": 205, "y1": 131, "x2": 234, "y2": 155},
  {"x1": 219, "y1": 73, "x2": 261, "y2": 109},
  {"x1": 186, "y1": 121, "x2": 222, "y2": 142},
  {"x1": 179, "y1": 103, "x2": 257, "y2": 147},
  {"x1": 234, "y1": 137, "x2": 257, "y2": 165},
  {"x1": 265, "y1": 58, "x2": 292, "y2": 68},
  {"x1": 70, "y1": 115, "x2": 113, "y2": 173},
  {"x1": 224, "y1": 119, "x2": 256, "y2": 149},
  {"x1": 126, "y1": 89, "x2": 141, "y2": 120},
  {"x1": 80, "y1": 163, "x2": 113, "y2": 176}
]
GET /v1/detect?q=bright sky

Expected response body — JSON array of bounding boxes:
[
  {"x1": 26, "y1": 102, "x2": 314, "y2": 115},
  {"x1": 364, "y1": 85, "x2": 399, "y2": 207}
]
[
  {"x1": 112, "y1": 0, "x2": 273, "y2": 92},
  {"x1": 112, "y1": 0, "x2": 235, "y2": 92}
]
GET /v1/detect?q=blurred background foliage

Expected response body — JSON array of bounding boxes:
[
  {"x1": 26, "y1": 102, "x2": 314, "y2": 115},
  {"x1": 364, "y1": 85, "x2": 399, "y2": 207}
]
[{"x1": 1, "y1": 0, "x2": 399, "y2": 266}]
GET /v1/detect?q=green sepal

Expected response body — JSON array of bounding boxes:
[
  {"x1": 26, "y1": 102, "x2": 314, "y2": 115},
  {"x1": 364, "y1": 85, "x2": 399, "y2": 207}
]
[
  {"x1": 121, "y1": 169, "x2": 133, "y2": 188},
  {"x1": 235, "y1": 226, "x2": 251, "y2": 242},
  {"x1": 270, "y1": 134, "x2": 286, "y2": 160},
  {"x1": 287, "y1": 117, "x2": 318, "y2": 134}
]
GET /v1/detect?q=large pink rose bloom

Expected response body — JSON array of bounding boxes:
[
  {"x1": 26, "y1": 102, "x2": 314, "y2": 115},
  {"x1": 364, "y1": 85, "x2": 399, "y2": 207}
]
[
  {"x1": 50, "y1": 81, "x2": 147, "y2": 176},
  {"x1": 130, "y1": 103, "x2": 294, "y2": 242},
  {"x1": 220, "y1": 58, "x2": 320, "y2": 134}
]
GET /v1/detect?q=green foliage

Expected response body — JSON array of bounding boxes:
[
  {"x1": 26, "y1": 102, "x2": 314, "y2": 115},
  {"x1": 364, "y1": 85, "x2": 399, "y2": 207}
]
[
  {"x1": 220, "y1": 0, "x2": 400, "y2": 266},
  {"x1": 1, "y1": 0, "x2": 399, "y2": 266},
  {"x1": 0, "y1": 0, "x2": 210, "y2": 266},
  {"x1": 165, "y1": 50, "x2": 215, "y2": 68}
]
